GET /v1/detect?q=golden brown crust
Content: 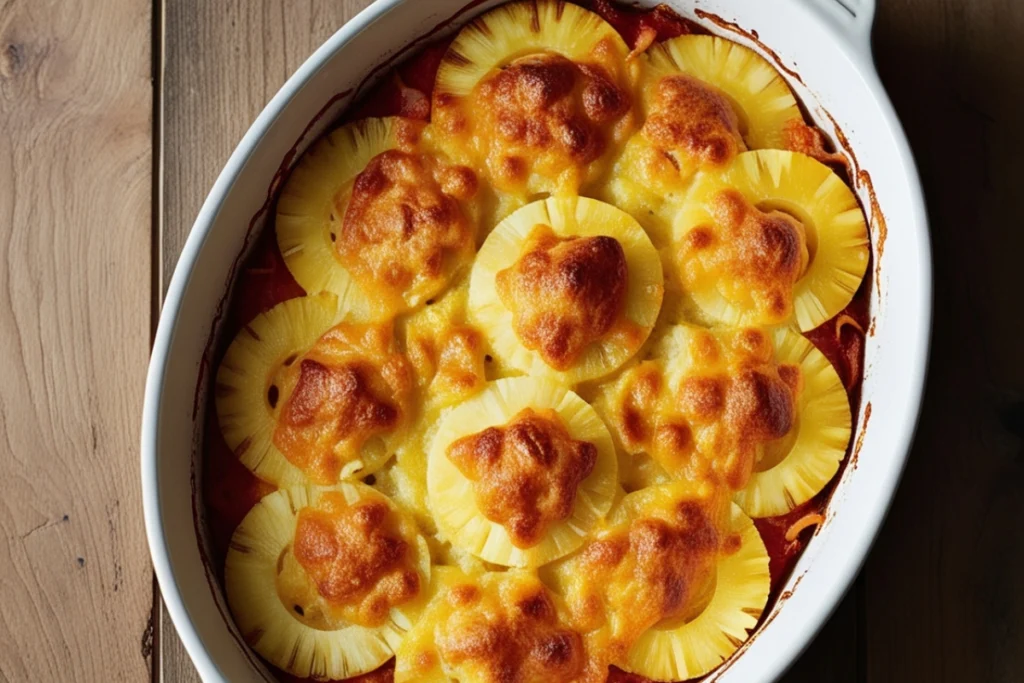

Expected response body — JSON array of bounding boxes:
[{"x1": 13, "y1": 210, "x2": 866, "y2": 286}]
[
  {"x1": 442, "y1": 51, "x2": 631, "y2": 192},
  {"x1": 612, "y1": 328, "x2": 800, "y2": 490},
  {"x1": 446, "y1": 408, "x2": 598, "y2": 548},
  {"x1": 680, "y1": 189, "x2": 809, "y2": 324},
  {"x1": 496, "y1": 225, "x2": 629, "y2": 370},
  {"x1": 293, "y1": 492, "x2": 420, "y2": 627},
  {"x1": 273, "y1": 323, "x2": 413, "y2": 483},
  {"x1": 563, "y1": 497, "x2": 725, "y2": 663},
  {"x1": 339, "y1": 150, "x2": 477, "y2": 307},
  {"x1": 644, "y1": 74, "x2": 746, "y2": 171},
  {"x1": 437, "y1": 578, "x2": 586, "y2": 683}
]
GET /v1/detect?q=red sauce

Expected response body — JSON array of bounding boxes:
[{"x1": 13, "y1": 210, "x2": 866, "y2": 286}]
[{"x1": 200, "y1": 2, "x2": 871, "y2": 682}]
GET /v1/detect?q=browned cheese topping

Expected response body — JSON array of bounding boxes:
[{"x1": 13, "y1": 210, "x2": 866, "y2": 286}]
[
  {"x1": 408, "y1": 324, "x2": 488, "y2": 403},
  {"x1": 562, "y1": 496, "x2": 733, "y2": 665},
  {"x1": 293, "y1": 492, "x2": 420, "y2": 627},
  {"x1": 438, "y1": 47, "x2": 631, "y2": 191},
  {"x1": 446, "y1": 408, "x2": 598, "y2": 548},
  {"x1": 339, "y1": 148, "x2": 478, "y2": 308},
  {"x1": 496, "y1": 225, "x2": 629, "y2": 370},
  {"x1": 643, "y1": 74, "x2": 746, "y2": 177},
  {"x1": 436, "y1": 578, "x2": 586, "y2": 683},
  {"x1": 680, "y1": 188, "x2": 810, "y2": 323},
  {"x1": 617, "y1": 329, "x2": 802, "y2": 490},
  {"x1": 273, "y1": 323, "x2": 413, "y2": 483}
]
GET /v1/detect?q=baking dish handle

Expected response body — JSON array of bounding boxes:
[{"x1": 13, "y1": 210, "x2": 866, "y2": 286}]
[{"x1": 802, "y1": 0, "x2": 875, "y2": 58}]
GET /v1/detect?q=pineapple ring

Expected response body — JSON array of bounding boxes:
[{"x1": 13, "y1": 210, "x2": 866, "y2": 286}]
[
  {"x1": 224, "y1": 483, "x2": 431, "y2": 680},
  {"x1": 646, "y1": 35, "x2": 803, "y2": 151},
  {"x1": 673, "y1": 150, "x2": 870, "y2": 330},
  {"x1": 427, "y1": 376, "x2": 619, "y2": 567},
  {"x1": 277, "y1": 116, "x2": 477, "y2": 318},
  {"x1": 276, "y1": 117, "x2": 397, "y2": 316},
  {"x1": 624, "y1": 501, "x2": 770, "y2": 681},
  {"x1": 215, "y1": 293, "x2": 340, "y2": 487},
  {"x1": 734, "y1": 328, "x2": 852, "y2": 517},
  {"x1": 604, "y1": 35, "x2": 804, "y2": 240},
  {"x1": 468, "y1": 196, "x2": 664, "y2": 384}
]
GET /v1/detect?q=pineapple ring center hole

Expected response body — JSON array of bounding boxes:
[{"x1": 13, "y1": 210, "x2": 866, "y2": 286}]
[
  {"x1": 275, "y1": 546, "x2": 335, "y2": 631},
  {"x1": 755, "y1": 200, "x2": 816, "y2": 276},
  {"x1": 268, "y1": 354, "x2": 298, "y2": 410},
  {"x1": 652, "y1": 571, "x2": 718, "y2": 631},
  {"x1": 756, "y1": 413, "x2": 801, "y2": 473},
  {"x1": 722, "y1": 94, "x2": 750, "y2": 140}
]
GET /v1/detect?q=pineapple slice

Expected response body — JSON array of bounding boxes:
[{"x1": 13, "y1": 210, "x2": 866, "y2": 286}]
[
  {"x1": 427, "y1": 376, "x2": 619, "y2": 567},
  {"x1": 734, "y1": 328, "x2": 852, "y2": 517},
  {"x1": 648, "y1": 35, "x2": 803, "y2": 151},
  {"x1": 224, "y1": 483, "x2": 431, "y2": 680},
  {"x1": 277, "y1": 116, "x2": 480, "y2": 318},
  {"x1": 432, "y1": 0, "x2": 637, "y2": 197},
  {"x1": 673, "y1": 150, "x2": 869, "y2": 330},
  {"x1": 623, "y1": 497, "x2": 770, "y2": 680},
  {"x1": 468, "y1": 196, "x2": 664, "y2": 384},
  {"x1": 215, "y1": 293, "x2": 339, "y2": 486}
]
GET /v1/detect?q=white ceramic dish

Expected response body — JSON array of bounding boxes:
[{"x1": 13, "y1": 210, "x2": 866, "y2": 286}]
[{"x1": 142, "y1": 0, "x2": 931, "y2": 681}]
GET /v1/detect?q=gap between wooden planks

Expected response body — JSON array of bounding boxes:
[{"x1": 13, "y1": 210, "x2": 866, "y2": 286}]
[{"x1": 154, "y1": 1, "x2": 860, "y2": 681}]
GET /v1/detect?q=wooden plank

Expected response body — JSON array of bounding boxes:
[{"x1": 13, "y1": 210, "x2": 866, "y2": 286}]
[
  {"x1": 864, "y1": 0, "x2": 1024, "y2": 681},
  {"x1": 0, "y1": 0, "x2": 153, "y2": 680},
  {"x1": 157, "y1": 1, "x2": 375, "y2": 679}
]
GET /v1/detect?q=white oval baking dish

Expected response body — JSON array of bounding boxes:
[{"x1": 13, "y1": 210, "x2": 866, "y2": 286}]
[{"x1": 142, "y1": 0, "x2": 931, "y2": 681}]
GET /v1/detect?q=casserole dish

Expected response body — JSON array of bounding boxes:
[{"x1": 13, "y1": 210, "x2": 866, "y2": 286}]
[{"x1": 142, "y1": 0, "x2": 931, "y2": 681}]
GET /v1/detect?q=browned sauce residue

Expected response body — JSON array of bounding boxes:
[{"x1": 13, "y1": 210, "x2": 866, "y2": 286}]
[
  {"x1": 851, "y1": 401, "x2": 873, "y2": 470},
  {"x1": 438, "y1": 581, "x2": 587, "y2": 683}
]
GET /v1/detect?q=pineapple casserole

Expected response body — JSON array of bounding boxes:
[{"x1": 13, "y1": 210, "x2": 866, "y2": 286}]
[{"x1": 207, "y1": 1, "x2": 871, "y2": 682}]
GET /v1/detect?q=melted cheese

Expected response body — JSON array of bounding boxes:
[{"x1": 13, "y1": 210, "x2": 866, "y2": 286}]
[
  {"x1": 290, "y1": 491, "x2": 421, "y2": 628},
  {"x1": 397, "y1": 571, "x2": 588, "y2": 683},
  {"x1": 642, "y1": 74, "x2": 746, "y2": 181},
  {"x1": 610, "y1": 326, "x2": 802, "y2": 490},
  {"x1": 446, "y1": 407, "x2": 598, "y2": 548},
  {"x1": 338, "y1": 149, "x2": 478, "y2": 312},
  {"x1": 678, "y1": 188, "x2": 809, "y2": 324},
  {"x1": 273, "y1": 322, "x2": 413, "y2": 483},
  {"x1": 496, "y1": 225, "x2": 630, "y2": 370},
  {"x1": 464, "y1": 52, "x2": 631, "y2": 193},
  {"x1": 551, "y1": 482, "x2": 732, "y2": 674}
]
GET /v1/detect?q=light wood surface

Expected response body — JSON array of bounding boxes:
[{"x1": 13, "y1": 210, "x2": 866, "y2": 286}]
[
  {"x1": 0, "y1": 0, "x2": 153, "y2": 681},
  {"x1": 1, "y1": 0, "x2": 1019, "y2": 680}
]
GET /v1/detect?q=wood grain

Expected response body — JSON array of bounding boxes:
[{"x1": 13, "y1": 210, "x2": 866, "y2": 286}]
[
  {"x1": 0, "y1": 0, "x2": 153, "y2": 680},
  {"x1": 157, "y1": 1, "x2": 375, "y2": 680}
]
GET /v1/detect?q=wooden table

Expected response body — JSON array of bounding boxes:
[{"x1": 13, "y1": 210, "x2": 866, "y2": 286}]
[{"x1": 1, "y1": 0, "x2": 1021, "y2": 680}]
